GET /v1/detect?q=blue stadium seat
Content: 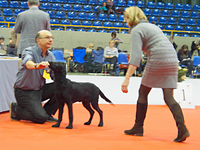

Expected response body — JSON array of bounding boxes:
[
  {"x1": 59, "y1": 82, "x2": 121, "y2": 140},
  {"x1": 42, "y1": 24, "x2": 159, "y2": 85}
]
[
  {"x1": 119, "y1": 15, "x2": 124, "y2": 22},
  {"x1": 149, "y1": 16, "x2": 157, "y2": 23},
  {"x1": 157, "y1": 24, "x2": 164, "y2": 30},
  {"x1": 109, "y1": 30, "x2": 118, "y2": 33},
  {"x1": 181, "y1": 11, "x2": 190, "y2": 18},
  {"x1": 118, "y1": 0, "x2": 126, "y2": 7},
  {"x1": 87, "y1": 29, "x2": 96, "y2": 32},
  {"x1": 144, "y1": 8, "x2": 152, "y2": 16},
  {"x1": 109, "y1": 14, "x2": 118, "y2": 21},
  {"x1": 188, "y1": 19, "x2": 196, "y2": 26},
  {"x1": 14, "y1": 9, "x2": 24, "y2": 16},
  {"x1": 66, "y1": 28, "x2": 75, "y2": 31},
  {"x1": 137, "y1": 1, "x2": 145, "y2": 8},
  {"x1": 82, "y1": 20, "x2": 92, "y2": 26},
  {"x1": 88, "y1": 0, "x2": 97, "y2": 5},
  {"x1": 42, "y1": 3, "x2": 51, "y2": 10},
  {"x1": 162, "y1": 10, "x2": 170, "y2": 17},
  {"x1": 193, "y1": 4, "x2": 200, "y2": 11},
  {"x1": 192, "y1": 35, "x2": 199, "y2": 37},
  {"x1": 68, "y1": 0, "x2": 77, "y2": 4},
  {"x1": 78, "y1": 12, "x2": 87, "y2": 20},
  {"x1": 194, "y1": 27, "x2": 200, "y2": 32},
  {"x1": 20, "y1": 2, "x2": 28, "y2": 9},
  {"x1": 5, "y1": 17, "x2": 15, "y2": 22},
  {"x1": 0, "y1": 25, "x2": 7, "y2": 28},
  {"x1": 3, "y1": 8, "x2": 13, "y2": 16},
  {"x1": 67, "y1": 12, "x2": 77, "y2": 19},
  {"x1": 98, "y1": 30, "x2": 107, "y2": 33},
  {"x1": 0, "y1": 16, "x2": 4, "y2": 23},
  {"x1": 46, "y1": 10, "x2": 55, "y2": 18},
  {"x1": 197, "y1": 20, "x2": 200, "y2": 26},
  {"x1": 87, "y1": 13, "x2": 97, "y2": 20},
  {"x1": 127, "y1": 0, "x2": 135, "y2": 7},
  {"x1": 182, "y1": 34, "x2": 190, "y2": 37},
  {"x1": 72, "y1": 20, "x2": 81, "y2": 25},
  {"x1": 93, "y1": 6, "x2": 100, "y2": 13},
  {"x1": 173, "y1": 33, "x2": 180, "y2": 36},
  {"x1": 93, "y1": 21, "x2": 102, "y2": 26},
  {"x1": 73, "y1": 4, "x2": 82, "y2": 12},
  {"x1": 83, "y1": 5, "x2": 92, "y2": 12},
  {"x1": 121, "y1": 31, "x2": 128, "y2": 34},
  {"x1": 10, "y1": 1, "x2": 19, "y2": 8},
  {"x1": 175, "y1": 3, "x2": 183, "y2": 10},
  {"x1": 165, "y1": 25, "x2": 174, "y2": 30},
  {"x1": 77, "y1": 29, "x2": 86, "y2": 32},
  {"x1": 98, "y1": 13, "x2": 108, "y2": 21},
  {"x1": 48, "y1": 0, "x2": 58, "y2": 2},
  {"x1": 54, "y1": 28, "x2": 64, "y2": 31},
  {"x1": 52, "y1": 3, "x2": 61, "y2": 10},
  {"x1": 185, "y1": 26, "x2": 193, "y2": 31},
  {"x1": 39, "y1": 0, "x2": 48, "y2": 2},
  {"x1": 0, "y1": 0, "x2": 8, "y2": 7},
  {"x1": 191, "y1": 11, "x2": 199, "y2": 18},
  {"x1": 61, "y1": 19, "x2": 70, "y2": 25},
  {"x1": 178, "y1": 18, "x2": 187, "y2": 25},
  {"x1": 175, "y1": 25, "x2": 184, "y2": 31},
  {"x1": 168, "y1": 17, "x2": 177, "y2": 25},
  {"x1": 163, "y1": 32, "x2": 170, "y2": 36},
  {"x1": 78, "y1": 0, "x2": 87, "y2": 4},
  {"x1": 183, "y1": 4, "x2": 192, "y2": 10},
  {"x1": 103, "y1": 22, "x2": 113, "y2": 27},
  {"x1": 56, "y1": 11, "x2": 66, "y2": 19},
  {"x1": 165, "y1": 2, "x2": 173, "y2": 9},
  {"x1": 59, "y1": 0, "x2": 67, "y2": 2},
  {"x1": 63, "y1": 4, "x2": 72, "y2": 11},
  {"x1": 156, "y1": 2, "x2": 165, "y2": 9},
  {"x1": 158, "y1": 17, "x2": 167, "y2": 24},
  {"x1": 98, "y1": 0, "x2": 106, "y2": 5},
  {"x1": 114, "y1": 22, "x2": 123, "y2": 27},
  {"x1": 50, "y1": 19, "x2": 59, "y2": 24},
  {"x1": 172, "y1": 10, "x2": 180, "y2": 17},
  {"x1": 152, "y1": 9, "x2": 161, "y2": 16},
  {"x1": 147, "y1": 1, "x2": 155, "y2": 8}
]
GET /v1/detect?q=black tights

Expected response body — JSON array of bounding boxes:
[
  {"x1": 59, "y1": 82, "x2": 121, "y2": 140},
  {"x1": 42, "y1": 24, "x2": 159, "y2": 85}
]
[{"x1": 138, "y1": 84, "x2": 178, "y2": 107}]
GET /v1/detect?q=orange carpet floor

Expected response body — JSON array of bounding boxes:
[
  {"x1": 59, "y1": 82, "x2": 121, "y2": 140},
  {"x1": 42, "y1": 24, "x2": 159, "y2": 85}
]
[{"x1": 0, "y1": 104, "x2": 199, "y2": 150}]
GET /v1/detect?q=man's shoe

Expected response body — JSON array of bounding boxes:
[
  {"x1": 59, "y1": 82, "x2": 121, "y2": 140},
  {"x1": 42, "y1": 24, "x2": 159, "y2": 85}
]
[
  {"x1": 9, "y1": 102, "x2": 20, "y2": 121},
  {"x1": 47, "y1": 115, "x2": 58, "y2": 122}
]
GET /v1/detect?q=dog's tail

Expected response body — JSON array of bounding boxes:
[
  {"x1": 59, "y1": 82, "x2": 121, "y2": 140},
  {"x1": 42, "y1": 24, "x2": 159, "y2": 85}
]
[{"x1": 99, "y1": 90, "x2": 114, "y2": 106}]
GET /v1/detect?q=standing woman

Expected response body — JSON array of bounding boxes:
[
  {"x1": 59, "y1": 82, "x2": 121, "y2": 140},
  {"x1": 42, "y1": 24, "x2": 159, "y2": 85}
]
[{"x1": 121, "y1": 6, "x2": 189, "y2": 142}]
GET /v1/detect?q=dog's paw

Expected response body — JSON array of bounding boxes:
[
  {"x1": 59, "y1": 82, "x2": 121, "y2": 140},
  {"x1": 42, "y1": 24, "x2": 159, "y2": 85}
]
[
  {"x1": 52, "y1": 123, "x2": 60, "y2": 127},
  {"x1": 98, "y1": 122, "x2": 103, "y2": 127},
  {"x1": 84, "y1": 121, "x2": 91, "y2": 125},
  {"x1": 66, "y1": 124, "x2": 73, "y2": 129}
]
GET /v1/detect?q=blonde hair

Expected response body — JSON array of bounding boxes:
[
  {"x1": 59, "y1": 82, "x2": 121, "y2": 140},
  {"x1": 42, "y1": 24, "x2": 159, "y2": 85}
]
[
  {"x1": 88, "y1": 43, "x2": 94, "y2": 49},
  {"x1": 124, "y1": 6, "x2": 148, "y2": 28},
  {"x1": 109, "y1": 40, "x2": 115, "y2": 44}
]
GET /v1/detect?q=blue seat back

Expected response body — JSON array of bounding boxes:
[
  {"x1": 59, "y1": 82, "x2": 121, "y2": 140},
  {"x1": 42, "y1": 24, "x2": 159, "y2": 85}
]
[
  {"x1": 52, "y1": 50, "x2": 66, "y2": 62},
  {"x1": 193, "y1": 56, "x2": 200, "y2": 66},
  {"x1": 92, "y1": 49, "x2": 104, "y2": 64},
  {"x1": 118, "y1": 53, "x2": 129, "y2": 65},
  {"x1": 73, "y1": 48, "x2": 86, "y2": 64}
]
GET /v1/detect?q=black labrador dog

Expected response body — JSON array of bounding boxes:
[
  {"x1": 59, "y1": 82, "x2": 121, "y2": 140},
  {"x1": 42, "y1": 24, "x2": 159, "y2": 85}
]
[{"x1": 49, "y1": 62, "x2": 114, "y2": 129}]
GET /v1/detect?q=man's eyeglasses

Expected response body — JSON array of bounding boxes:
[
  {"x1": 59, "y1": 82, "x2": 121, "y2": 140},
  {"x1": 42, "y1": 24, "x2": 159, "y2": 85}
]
[{"x1": 39, "y1": 36, "x2": 54, "y2": 40}]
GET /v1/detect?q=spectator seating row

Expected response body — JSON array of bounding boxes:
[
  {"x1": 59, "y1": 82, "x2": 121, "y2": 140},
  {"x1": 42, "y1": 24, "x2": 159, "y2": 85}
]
[
  {"x1": 1, "y1": 0, "x2": 200, "y2": 11},
  {"x1": 144, "y1": 8, "x2": 199, "y2": 18}
]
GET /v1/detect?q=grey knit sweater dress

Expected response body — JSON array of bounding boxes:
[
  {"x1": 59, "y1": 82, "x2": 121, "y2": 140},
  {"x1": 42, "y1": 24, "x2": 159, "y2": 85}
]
[{"x1": 129, "y1": 20, "x2": 178, "y2": 88}]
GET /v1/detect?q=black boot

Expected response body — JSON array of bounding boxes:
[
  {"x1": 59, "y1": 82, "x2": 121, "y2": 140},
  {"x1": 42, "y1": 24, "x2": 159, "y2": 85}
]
[
  {"x1": 169, "y1": 103, "x2": 190, "y2": 142},
  {"x1": 124, "y1": 102, "x2": 147, "y2": 136}
]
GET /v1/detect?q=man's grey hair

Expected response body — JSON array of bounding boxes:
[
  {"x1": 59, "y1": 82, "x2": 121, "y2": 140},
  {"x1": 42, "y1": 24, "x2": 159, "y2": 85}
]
[{"x1": 28, "y1": 0, "x2": 40, "y2": 6}]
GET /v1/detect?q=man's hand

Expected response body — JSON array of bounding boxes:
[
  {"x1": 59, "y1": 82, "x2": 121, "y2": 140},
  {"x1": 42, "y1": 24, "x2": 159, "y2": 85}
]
[{"x1": 36, "y1": 61, "x2": 50, "y2": 69}]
